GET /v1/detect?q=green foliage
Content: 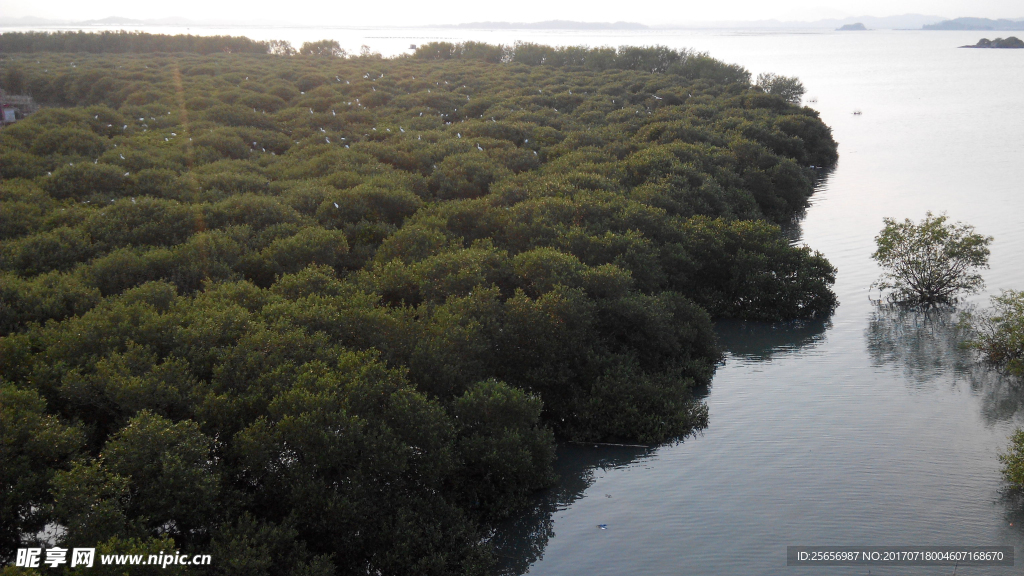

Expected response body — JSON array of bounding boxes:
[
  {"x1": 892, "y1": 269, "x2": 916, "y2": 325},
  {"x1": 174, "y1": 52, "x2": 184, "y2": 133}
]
[
  {"x1": 1001, "y1": 428, "x2": 1024, "y2": 488},
  {"x1": 0, "y1": 383, "x2": 84, "y2": 563},
  {"x1": 452, "y1": 379, "x2": 556, "y2": 519},
  {"x1": 964, "y1": 290, "x2": 1024, "y2": 376},
  {"x1": 0, "y1": 30, "x2": 270, "y2": 54},
  {"x1": 0, "y1": 40, "x2": 840, "y2": 576},
  {"x1": 871, "y1": 212, "x2": 992, "y2": 306},
  {"x1": 755, "y1": 72, "x2": 805, "y2": 105},
  {"x1": 299, "y1": 40, "x2": 346, "y2": 58}
]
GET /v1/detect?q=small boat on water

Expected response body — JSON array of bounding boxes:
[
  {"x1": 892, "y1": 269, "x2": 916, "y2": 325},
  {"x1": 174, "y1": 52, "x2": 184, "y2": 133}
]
[{"x1": 853, "y1": 109, "x2": 862, "y2": 115}]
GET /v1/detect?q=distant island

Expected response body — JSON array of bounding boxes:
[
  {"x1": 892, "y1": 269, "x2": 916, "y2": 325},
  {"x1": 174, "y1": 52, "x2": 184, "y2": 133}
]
[
  {"x1": 924, "y1": 17, "x2": 1024, "y2": 30},
  {"x1": 440, "y1": 20, "x2": 648, "y2": 30},
  {"x1": 961, "y1": 36, "x2": 1024, "y2": 48},
  {"x1": 837, "y1": 23, "x2": 867, "y2": 31}
]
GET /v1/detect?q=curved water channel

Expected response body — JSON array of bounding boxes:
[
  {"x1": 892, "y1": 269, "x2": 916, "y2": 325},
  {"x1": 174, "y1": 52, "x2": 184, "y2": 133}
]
[{"x1": 483, "y1": 29, "x2": 1024, "y2": 575}]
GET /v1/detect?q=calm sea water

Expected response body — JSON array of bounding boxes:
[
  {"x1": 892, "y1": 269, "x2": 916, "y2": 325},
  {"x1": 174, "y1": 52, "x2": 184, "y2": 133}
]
[{"x1": 7, "y1": 24, "x2": 1024, "y2": 575}]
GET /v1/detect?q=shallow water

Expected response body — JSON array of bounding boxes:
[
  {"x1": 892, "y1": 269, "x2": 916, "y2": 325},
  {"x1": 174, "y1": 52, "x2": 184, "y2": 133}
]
[{"x1": 9, "y1": 24, "x2": 1024, "y2": 575}]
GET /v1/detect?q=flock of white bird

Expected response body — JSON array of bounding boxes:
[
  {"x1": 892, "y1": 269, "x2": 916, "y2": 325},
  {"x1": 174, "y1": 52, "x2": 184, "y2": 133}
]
[{"x1": 47, "y1": 68, "x2": 679, "y2": 185}]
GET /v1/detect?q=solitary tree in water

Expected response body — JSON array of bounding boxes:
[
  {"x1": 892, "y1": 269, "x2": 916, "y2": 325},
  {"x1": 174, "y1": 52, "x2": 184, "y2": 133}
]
[{"x1": 871, "y1": 212, "x2": 992, "y2": 306}]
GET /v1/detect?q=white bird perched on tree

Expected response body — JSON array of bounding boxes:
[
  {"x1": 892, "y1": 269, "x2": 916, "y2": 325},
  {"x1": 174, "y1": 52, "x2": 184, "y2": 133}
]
[
  {"x1": 334, "y1": 202, "x2": 339, "y2": 208},
  {"x1": 309, "y1": 108, "x2": 314, "y2": 114},
  {"x1": 326, "y1": 137, "x2": 330, "y2": 143},
  {"x1": 457, "y1": 133, "x2": 461, "y2": 138},
  {"x1": 124, "y1": 172, "x2": 130, "y2": 176},
  {"x1": 477, "y1": 144, "x2": 483, "y2": 151},
  {"x1": 332, "y1": 110, "x2": 336, "y2": 116}
]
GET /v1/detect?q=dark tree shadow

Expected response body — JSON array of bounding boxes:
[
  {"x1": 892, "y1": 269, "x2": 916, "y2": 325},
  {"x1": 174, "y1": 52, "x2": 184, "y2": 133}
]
[
  {"x1": 489, "y1": 443, "x2": 654, "y2": 575},
  {"x1": 779, "y1": 164, "x2": 836, "y2": 245},
  {"x1": 714, "y1": 318, "x2": 830, "y2": 361},
  {"x1": 864, "y1": 305, "x2": 1024, "y2": 424}
]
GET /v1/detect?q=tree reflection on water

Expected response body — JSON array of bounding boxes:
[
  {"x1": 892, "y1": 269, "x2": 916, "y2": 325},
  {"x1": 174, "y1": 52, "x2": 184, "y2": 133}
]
[
  {"x1": 491, "y1": 443, "x2": 654, "y2": 575},
  {"x1": 864, "y1": 305, "x2": 1024, "y2": 424},
  {"x1": 715, "y1": 318, "x2": 830, "y2": 361},
  {"x1": 495, "y1": 317, "x2": 833, "y2": 574}
]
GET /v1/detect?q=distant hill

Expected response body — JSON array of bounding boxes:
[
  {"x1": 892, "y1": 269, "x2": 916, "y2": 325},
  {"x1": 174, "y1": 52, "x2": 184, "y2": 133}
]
[
  {"x1": 444, "y1": 20, "x2": 648, "y2": 30},
  {"x1": 837, "y1": 23, "x2": 867, "y2": 31},
  {"x1": 0, "y1": 14, "x2": 280, "y2": 27},
  {"x1": 656, "y1": 14, "x2": 944, "y2": 30},
  {"x1": 924, "y1": 17, "x2": 1024, "y2": 30},
  {"x1": 79, "y1": 16, "x2": 148, "y2": 25},
  {"x1": 0, "y1": 16, "x2": 70, "y2": 25}
]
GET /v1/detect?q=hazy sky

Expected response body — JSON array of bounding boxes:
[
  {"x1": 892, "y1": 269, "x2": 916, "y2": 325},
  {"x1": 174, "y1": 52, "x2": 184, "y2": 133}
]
[{"x1": 2, "y1": 0, "x2": 1021, "y2": 26}]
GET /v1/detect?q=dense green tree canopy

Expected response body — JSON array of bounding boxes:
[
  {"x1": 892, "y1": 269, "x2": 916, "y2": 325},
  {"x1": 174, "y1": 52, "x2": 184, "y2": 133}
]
[{"x1": 0, "y1": 39, "x2": 838, "y2": 574}]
